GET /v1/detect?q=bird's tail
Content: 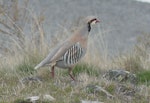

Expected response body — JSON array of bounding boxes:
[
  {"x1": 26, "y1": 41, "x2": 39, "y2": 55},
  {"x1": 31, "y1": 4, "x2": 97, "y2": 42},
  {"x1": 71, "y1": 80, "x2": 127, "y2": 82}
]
[{"x1": 34, "y1": 62, "x2": 43, "y2": 70}]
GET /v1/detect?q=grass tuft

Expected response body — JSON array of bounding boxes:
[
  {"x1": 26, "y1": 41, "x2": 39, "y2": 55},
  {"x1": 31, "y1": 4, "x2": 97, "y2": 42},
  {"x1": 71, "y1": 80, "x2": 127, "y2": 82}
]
[
  {"x1": 72, "y1": 63, "x2": 100, "y2": 77},
  {"x1": 105, "y1": 83, "x2": 115, "y2": 94},
  {"x1": 16, "y1": 60, "x2": 34, "y2": 74},
  {"x1": 136, "y1": 70, "x2": 150, "y2": 85}
]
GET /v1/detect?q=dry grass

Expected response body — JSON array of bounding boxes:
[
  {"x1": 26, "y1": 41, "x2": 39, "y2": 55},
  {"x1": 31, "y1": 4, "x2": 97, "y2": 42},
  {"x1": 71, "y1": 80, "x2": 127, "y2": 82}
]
[
  {"x1": 115, "y1": 33, "x2": 150, "y2": 73},
  {"x1": 0, "y1": 1, "x2": 150, "y2": 103}
]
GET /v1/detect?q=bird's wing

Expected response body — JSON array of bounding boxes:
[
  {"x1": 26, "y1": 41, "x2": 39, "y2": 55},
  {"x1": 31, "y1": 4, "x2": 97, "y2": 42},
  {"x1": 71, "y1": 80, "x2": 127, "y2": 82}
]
[
  {"x1": 50, "y1": 41, "x2": 76, "y2": 63},
  {"x1": 34, "y1": 40, "x2": 75, "y2": 69}
]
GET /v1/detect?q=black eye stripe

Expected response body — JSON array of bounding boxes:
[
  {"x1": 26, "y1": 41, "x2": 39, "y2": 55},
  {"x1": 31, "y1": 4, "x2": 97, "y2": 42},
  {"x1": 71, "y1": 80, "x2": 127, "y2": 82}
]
[{"x1": 89, "y1": 18, "x2": 97, "y2": 23}]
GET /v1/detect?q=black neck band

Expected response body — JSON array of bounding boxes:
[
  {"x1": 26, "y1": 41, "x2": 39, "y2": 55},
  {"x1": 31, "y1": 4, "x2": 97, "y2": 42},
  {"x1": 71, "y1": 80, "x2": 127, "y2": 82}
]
[{"x1": 88, "y1": 23, "x2": 91, "y2": 32}]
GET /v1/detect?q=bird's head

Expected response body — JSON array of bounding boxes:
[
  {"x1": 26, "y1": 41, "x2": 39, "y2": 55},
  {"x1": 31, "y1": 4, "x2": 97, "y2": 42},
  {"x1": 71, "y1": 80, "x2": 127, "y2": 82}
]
[
  {"x1": 84, "y1": 16, "x2": 100, "y2": 32},
  {"x1": 85, "y1": 16, "x2": 100, "y2": 25}
]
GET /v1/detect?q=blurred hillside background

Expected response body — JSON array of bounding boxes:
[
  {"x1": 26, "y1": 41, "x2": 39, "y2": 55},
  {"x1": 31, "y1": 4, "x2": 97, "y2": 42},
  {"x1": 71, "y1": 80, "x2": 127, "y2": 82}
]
[{"x1": 0, "y1": 0, "x2": 150, "y2": 56}]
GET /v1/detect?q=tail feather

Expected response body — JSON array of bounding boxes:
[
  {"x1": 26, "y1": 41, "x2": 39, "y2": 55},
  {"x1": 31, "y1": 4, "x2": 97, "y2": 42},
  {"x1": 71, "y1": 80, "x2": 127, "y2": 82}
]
[
  {"x1": 34, "y1": 62, "x2": 43, "y2": 70},
  {"x1": 34, "y1": 58, "x2": 50, "y2": 70}
]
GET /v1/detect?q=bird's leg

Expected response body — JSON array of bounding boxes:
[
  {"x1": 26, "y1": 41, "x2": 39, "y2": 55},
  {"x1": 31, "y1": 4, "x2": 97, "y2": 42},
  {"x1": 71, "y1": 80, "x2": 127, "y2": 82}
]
[
  {"x1": 68, "y1": 68, "x2": 75, "y2": 81},
  {"x1": 51, "y1": 66, "x2": 55, "y2": 78}
]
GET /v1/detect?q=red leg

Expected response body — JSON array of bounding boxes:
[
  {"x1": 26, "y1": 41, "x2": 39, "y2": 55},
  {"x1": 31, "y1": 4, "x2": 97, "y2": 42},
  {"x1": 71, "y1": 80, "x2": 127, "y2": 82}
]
[
  {"x1": 51, "y1": 66, "x2": 55, "y2": 78},
  {"x1": 68, "y1": 68, "x2": 75, "y2": 81}
]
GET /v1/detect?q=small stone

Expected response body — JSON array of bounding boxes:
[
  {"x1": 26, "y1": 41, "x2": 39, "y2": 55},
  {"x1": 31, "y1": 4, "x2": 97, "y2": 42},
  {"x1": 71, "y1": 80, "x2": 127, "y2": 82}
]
[
  {"x1": 43, "y1": 94, "x2": 55, "y2": 101},
  {"x1": 85, "y1": 84, "x2": 114, "y2": 98},
  {"x1": 103, "y1": 69, "x2": 137, "y2": 84},
  {"x1": 25, "y1": 96, "x2": 39, "y2": 102},
  {"x1": 21, "y1": 76, "x2": 42, "y2": 83},
  {"x1": 116, "y1": 84, "x2": 136, "y2": 96},
  {"x1": 81, "y1": 100, "x2": 104, "y2": 103}
]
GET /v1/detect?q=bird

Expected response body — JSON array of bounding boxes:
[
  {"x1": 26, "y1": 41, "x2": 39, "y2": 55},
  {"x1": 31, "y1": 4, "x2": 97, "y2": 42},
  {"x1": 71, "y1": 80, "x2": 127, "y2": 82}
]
[{"x1": 34, "y1": 16, "x2": 100, "y2": 81}]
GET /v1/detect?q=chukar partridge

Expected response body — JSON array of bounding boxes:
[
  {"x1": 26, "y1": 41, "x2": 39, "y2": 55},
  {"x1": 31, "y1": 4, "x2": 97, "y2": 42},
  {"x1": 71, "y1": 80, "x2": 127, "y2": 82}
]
[{"x1": 34, "y1": 16, "x2": 100, "y2": 80}]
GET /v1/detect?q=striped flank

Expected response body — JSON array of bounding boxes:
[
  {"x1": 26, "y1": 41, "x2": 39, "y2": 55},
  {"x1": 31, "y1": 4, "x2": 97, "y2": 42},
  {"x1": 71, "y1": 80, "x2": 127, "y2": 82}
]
[{"x1": 62, "y1": 43, "x2": 83, "y2": 65}]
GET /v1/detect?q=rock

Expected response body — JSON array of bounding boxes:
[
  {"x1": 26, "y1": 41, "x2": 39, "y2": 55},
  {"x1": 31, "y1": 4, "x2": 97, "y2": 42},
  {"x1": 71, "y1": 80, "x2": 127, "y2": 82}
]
[
  {"x1": 25, "y1": 96, "x2": 39, "y2": 103},
  {"x1": 21, "y1": 76, "x2": 42, "y2": 83},
  {"x1": 85, "y1": 84, "x2": 114, "y2": 98},
  {"x1": 24, "y1": 94, "x2": 55, "y2": 103},
  {"x1": 43, "y1": 94, "x2": 55, "y2": 101},
  {"x1": 81, "y1": 100, "x2": 104, "y2": 103},
  {"x1": 103, "y1": 69, "x2": 137, "y2": 84},
  {"x1": 115, "y1": 84, "x2": 139, "y2": 102},
  {"x1": 116, "y1": 84, "x2": 136, "y2": 97}
]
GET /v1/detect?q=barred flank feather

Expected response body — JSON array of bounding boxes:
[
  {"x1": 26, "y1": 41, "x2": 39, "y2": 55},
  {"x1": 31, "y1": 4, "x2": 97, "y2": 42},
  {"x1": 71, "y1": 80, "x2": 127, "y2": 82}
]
[{"x1": 62, "y1": 43, "x2": 83, "y2": 65}]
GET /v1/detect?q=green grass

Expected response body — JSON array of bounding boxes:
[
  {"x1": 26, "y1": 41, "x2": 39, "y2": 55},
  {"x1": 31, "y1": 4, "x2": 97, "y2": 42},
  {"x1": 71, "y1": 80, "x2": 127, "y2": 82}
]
[
  {"x1": 72, "y1": 63, "x2": 100, "y2": 76},
  {"x1": 136, "y1": 70, "x2": 150, "y2": 85},
  {"x1": 15, "y1": 53, "x2": 44, "y2": 75},
  {"x1": 0, "y1": 57, "x2": 150, "y2": 103},
  {"x1": 16, "y1": 61, "x2": 34, "y2": 74},
  {"x1": 105, "y1": 83, "x2": 115, "y2": 94},
  {"x1": 0, "y1": 50, "x2": 150, "y2": 103}
]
